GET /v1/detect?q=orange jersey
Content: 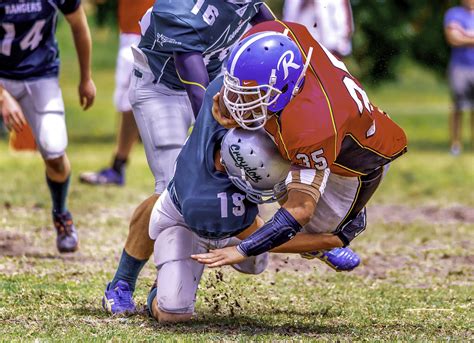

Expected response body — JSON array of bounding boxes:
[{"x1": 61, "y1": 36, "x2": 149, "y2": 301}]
[
  {"x1": 245, "y1": 21, "x2": 407, "y2": 177},
  {"x1": 118, "y1": 0, "x2": 154, "y2": 34}
]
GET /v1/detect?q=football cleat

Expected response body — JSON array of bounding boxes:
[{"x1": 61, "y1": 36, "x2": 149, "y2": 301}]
[
  {"x1": 53, "y1": 211, "x2": 79, "y2": 253},
  {"x1": 301, "y1": 247, "x2": 361, "y2": 272},
  {"x1": 102, "y1": 280, "x2": 136, "y2": 315},
  {"x1": 79, "y1": 168, "x2": 124, "y2": 186}
]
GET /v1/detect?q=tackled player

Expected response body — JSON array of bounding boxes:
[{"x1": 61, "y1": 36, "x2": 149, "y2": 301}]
[{"x1": 102, "y1": 0, "x2": 277, "y2": 315}]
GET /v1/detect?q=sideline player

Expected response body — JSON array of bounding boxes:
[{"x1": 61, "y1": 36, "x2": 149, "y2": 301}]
[
  {"x1": 101, "y1": 0, "x2": 276, "y2": 315},
  {"x1": 283, "y1": 0, "x2": 354, "y2": 59},
  {"x1": 144, "y1": 81, "x2": 361, "y2": 322},
  {"x1": 79, "y1": 0, "x2": 153, "y2": 185},
  {"x1": 0, "y1": 0, "x2": 96, "y2": 252},
  {"x1": 193, "y1": 21, "x2": 407, "y2": 266},
  {"x1": 443, "y1": 0, "x2": 474, "y2": 155}
]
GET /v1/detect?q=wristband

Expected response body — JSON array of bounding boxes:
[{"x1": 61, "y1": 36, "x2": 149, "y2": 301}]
[{"x1": 238, "y1": 207, "x2": 302, "y2": 256}]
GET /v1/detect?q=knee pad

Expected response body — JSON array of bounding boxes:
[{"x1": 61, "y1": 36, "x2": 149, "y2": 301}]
[
  {"x1": 38, "y1": 114, "x2": 67, "y2": 159},
  {"x1": 156, "y1": 259, "x2": 203, "y2": 314}
]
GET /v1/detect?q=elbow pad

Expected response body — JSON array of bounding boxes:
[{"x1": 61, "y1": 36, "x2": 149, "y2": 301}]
[{"x1": 237, "y1": 208, "x2": 302, "y2": 257}]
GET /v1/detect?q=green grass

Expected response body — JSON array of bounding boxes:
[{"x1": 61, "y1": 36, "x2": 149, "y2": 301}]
[{"x1": 0, "y1": 19, "x2": 473, "y2": 340}]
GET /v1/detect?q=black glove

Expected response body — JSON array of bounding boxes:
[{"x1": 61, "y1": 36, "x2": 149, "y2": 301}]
[{"x1": 336, "y1": 207, "x2": 367, "y2": 246}]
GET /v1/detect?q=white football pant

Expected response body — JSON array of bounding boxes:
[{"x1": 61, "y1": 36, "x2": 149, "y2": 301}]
[
  {"x1": 149, "y1": 189, "x2": 268, "y2": 314},
  {"x1": 0, "y1": 77, "x2": 67, "y2": 160},
  {"x1": 129, "y1": 46, "x2": 195, "y2": 193}
]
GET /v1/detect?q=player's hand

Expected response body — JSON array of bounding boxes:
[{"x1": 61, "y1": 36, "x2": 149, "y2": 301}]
[
  {"x1": 212, "y1": 92, "x2": 239, "y2": 129},
  {"x1": 0, "y1": 89, "x2": 26, "y2": 133},
  {"x1": 78, "y1": 78, "x2": 96, "y2": 110},
  {"x1": 191, "y1": 246, "x2": 246, "y2": 267}
]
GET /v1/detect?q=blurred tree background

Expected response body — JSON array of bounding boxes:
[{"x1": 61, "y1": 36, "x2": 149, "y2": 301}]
[{"x1": 92, "y1": 0, "x2": 459, "y2": 84}]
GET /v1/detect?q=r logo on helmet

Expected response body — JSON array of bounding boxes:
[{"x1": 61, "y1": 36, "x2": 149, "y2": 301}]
[{"x1": 277, "y1": 51, "x2": 301, "y2": 80}]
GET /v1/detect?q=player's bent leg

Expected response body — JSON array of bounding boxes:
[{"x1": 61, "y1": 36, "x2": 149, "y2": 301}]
[
  {"x1": 148, "y1": 286, "x2": 193, "y2": 323},
  {"x1": 149, "y1": 215, "x2": 205, "y2": 323},
  {"x1": 148, "y1": 259, "x2": 201, "y2": 323},
  {"x1": 125, "y1": 193, "x2": 158, "y2": 260},
  {"x1": 102, "y1": 193, "x2": 159, "y2": 315}
]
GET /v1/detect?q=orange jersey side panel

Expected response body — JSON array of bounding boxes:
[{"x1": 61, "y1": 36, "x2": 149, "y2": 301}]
[
  {"x1": 118, "y1": 0, "x2": 154, "y2": 34},
  {"x1": 246, "y1": 21, "x2": 407, "y2": 177}
]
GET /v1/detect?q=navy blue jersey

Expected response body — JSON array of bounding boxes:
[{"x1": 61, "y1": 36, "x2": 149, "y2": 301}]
[
  {"x1": 169, "y1": 76, "x2": 258, "y2": 239},
  {"x1": 0, "y1": 0, "x2": 80, "y2": 80},
  {"x1": 138, "y1": 0, "x2": 264, "y2": 90}
]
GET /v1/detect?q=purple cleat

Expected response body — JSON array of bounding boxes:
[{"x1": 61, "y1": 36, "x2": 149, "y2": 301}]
[
  {"x1": 79, "y1": 168, "x2": 124, "y2": 186},
  {"x1": 102, "y1": 280, "x2": 136, "y2": 315},
  {"x1": 301, "y1": 247, "x2": 361, "y2": 272},
  {"x1": 53, "y1": 211, "x2": 79, "y2": 253}
]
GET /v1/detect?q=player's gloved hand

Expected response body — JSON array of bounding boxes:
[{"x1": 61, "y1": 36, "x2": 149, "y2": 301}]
[
  {"x1": 301, "y1": 247, "x2": 361, "y2": 272},
  {"x1": 0, "y1": 88, "x2": 26, "y2": 133},
  {"x1": 191, "y1": 246, "x2": 246, "y2": 267},
  {"x1": 335, "y1": 207, "x2": 367, "y2": 246},
  {"x1": 78, "y1": 78, "x2": 96, "y2": 110}
]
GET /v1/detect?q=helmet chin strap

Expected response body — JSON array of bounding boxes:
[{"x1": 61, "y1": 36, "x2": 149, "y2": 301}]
[{"x1": 291, "y1": 46, "x2": 313, "y2": 100}]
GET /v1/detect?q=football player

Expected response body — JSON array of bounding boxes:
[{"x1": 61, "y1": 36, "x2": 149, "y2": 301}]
[
  {"x1": 192, "y1": 21, "x2": 408, "y2": 267},
  {"x1": 101, "y1": 0, "x2": 277, "y2": 315},
  {"x1": 0, "y1": 0, "x2": 96, "y2": 252},
  {"x1": 144, "y1": 80, "x2": 361, "y2": 322},
  {"x1": 79, "y1": 0, "x2": 154, "y2": 185}
]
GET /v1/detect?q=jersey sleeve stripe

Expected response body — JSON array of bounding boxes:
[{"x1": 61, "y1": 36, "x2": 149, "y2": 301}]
[
  {"x1": 299, "y1": 169, "x2": 316, "y2": 185},
  {"x1": 276, "y1": 20, "x2": 339, "y2": 160}
]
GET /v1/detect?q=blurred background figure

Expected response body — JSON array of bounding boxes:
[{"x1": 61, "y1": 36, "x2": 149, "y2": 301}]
[
  {"x1": 443, "y1": 0, "x2": 474, "y2": 156},
  {"x1": 283, "y1": 0, "x2": 354, "y2": 59},
  {"x1": 79, "y1": 0, "x2": 153, "y2": 186}
]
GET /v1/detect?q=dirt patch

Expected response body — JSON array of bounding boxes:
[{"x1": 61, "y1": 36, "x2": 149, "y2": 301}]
[
  {"x1": 267, "y1": 250, "x2": 474, "y2": 284},
  {"x1": 368, "y1": 204, "x2": 474, "y2": 224},
  {"x1": 0, "y1": 230, "x2": 98, "y2": 264},
  {"x1": 0, "y1": 230, "x2": 40, "y2": 257},
  {"x1": 267, "y1": 254, "x2": 318, "y2": 274}
]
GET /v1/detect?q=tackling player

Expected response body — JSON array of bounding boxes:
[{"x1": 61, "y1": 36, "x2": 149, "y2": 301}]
[
  {"x1": 193, "y1": 21, "x2": 408, "y2": 266},
  {"x1": 102, "y1": 0, "x2": 277, "y2": 315},
  {"x1": 143, "y1": 79, "x2": 362, "y2": 323},
  {"x1": 0, "y1": 0, "x2": 96, "y2": 252}
]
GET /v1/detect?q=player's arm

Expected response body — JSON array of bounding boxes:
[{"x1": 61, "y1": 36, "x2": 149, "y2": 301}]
[
  {"x1": 236, "y1": 215, "x2": 344, "y2": 252},
  {"x1": 250, "y1": 3, "x2": 277, "y2": 25},
  {"x1": 0, "y1": 84, "x2": 26, "y2": 133},
  {"x1": 445, "y1": 23, "x2": 474, "y2": 47},
  {"x1": 65, "y1": 5, "x2": 96, "y2": 110},
  {"x1": 191, "y1": 168, "x2": 327, "y2": 266},
  {"x1": 174, "y1": 52, "x2": 209, "y2": 117}
]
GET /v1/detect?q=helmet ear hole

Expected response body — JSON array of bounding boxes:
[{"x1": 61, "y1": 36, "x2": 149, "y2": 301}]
[{"x1": 281, "y1": 84, "x2": 289, "y2": 94}]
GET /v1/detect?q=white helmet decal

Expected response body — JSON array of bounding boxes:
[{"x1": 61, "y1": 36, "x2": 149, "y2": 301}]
[{"x1": 277, "y1": 51, "x2": 301, "y2": 80}]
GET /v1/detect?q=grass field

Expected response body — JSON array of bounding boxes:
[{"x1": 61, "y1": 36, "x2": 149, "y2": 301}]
[{"x1": 0, "y1": 20, "x2": 473, "y2": 341}]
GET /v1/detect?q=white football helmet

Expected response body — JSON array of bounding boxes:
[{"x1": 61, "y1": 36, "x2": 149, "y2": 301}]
[{"x1": 220, "y1": 128, "x2": 290, "y2": 204}]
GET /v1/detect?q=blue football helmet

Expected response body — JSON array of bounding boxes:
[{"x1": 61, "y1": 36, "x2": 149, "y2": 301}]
[
  {"x1": 220, "y1": 128, "x2": 290, "y2": 204},
  {"x1": 223, "y1": 31, "x2": 313, "y2": 130}
]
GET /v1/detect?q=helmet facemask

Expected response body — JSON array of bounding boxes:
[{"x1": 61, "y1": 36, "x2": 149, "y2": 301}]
[
  {"x1": 223, "y1": 70, "x2": 281, "y2": 131},
  {"x1": 223, "y1": 31, "x2": 313, "y2": 131}
]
